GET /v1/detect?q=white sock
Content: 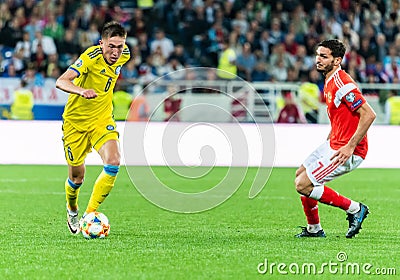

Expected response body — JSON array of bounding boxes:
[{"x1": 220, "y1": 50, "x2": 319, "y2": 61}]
[
  {"x1": 307, "y1": 223, "x2": 322, "y2": 233},
  {"x1": 67, "y1": 207, "x2": 78, "y2": 216},
  {"x1": 346, "y1": 201, "x2": 360, "y2": 214}
]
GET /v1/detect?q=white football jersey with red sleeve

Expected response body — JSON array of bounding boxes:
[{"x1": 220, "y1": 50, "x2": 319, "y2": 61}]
[{"x1": 323, "y1": 67, "x2": 368, "y2": 159}]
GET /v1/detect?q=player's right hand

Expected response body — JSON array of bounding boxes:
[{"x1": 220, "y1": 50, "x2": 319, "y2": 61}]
[{"x1": 80, "y1": 89, "x2": 98, "y2": 99}]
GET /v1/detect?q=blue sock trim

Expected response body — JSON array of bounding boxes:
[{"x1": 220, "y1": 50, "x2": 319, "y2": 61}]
[
  {"x1": 104, "y1": 164, "x2": 119, "y2": 176},
  {"x1": 67, "y1": 178, "x2": 82, "y2": 190}
]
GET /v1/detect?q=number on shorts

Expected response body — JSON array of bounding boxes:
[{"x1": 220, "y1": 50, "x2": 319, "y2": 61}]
[{"x1": 67, "y1": 146, "x2": 74, "y2": 161}]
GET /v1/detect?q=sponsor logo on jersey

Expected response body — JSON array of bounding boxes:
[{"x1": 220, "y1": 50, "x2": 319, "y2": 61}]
[
  {"x1": 74, "y1": 59, "x2": 83, "y2": 67},
  {"x1": 115, "y1": 66, "x2": 121, "y2": 75},
  {"x1": 106, "y1": 125, "x2": 115, "y2": 131},
  {"x1": 345, "y1": 92, "x2": 356, "y2": 103},
  {"x1": 351, "y1": 99, "x2": 363, "y2": 110}
]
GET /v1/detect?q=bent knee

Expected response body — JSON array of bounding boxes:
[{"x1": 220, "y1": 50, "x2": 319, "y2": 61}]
[{"x1": 294, "y1": 173, "x2": 313, "y2": 196}]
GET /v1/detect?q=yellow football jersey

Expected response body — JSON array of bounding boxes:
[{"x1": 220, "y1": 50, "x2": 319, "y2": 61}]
[{"x1": 62, "y1": 45, "x2": 131, "y2": 131}]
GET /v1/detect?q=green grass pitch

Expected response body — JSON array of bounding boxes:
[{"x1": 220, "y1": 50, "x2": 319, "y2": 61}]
[{"x1": 0, "y1": 165, "x2": 399, "y2": 279}]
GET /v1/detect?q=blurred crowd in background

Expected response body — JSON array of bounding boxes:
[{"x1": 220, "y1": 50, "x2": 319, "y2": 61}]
[{"x1": 1, "y1": 0, "x2": 400, "y2": 123}]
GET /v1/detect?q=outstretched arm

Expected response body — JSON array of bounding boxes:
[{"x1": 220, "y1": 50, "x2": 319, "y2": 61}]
[{"x1": 56, "y1": 69, "x2": 98, "y2": 99}]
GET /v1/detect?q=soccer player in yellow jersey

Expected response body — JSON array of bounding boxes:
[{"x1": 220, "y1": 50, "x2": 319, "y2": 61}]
[{"x1": 56, "y1": 21, "x2": 130, "y2": 235}]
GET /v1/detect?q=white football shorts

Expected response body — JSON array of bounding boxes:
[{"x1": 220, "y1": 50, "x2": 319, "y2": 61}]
[{"x1": 303, "y1": 141, "x2": 364, "y2": 187}]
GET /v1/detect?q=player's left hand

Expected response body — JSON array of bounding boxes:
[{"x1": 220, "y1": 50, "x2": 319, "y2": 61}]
[{"x1": 330, "y1": 145, "x2": 354, "y2": 165}]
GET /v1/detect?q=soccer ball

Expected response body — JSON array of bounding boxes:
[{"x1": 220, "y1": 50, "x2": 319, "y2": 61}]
[{"x1": 80, "y1": 212, "x2": 110, "y2": 239}]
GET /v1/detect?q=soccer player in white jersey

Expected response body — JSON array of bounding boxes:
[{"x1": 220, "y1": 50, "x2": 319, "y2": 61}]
[{"x1": 294, "y1": 39, "x2": 376, "y2": 238}]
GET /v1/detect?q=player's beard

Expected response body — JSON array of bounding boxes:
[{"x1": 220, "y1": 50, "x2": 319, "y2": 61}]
[{"x1": 316, "y1": 61, "x2": 335, "y2": 76}]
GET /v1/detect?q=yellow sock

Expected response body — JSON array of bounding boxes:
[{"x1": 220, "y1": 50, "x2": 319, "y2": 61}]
[
  {"x1": 86, "y1": 165, "x2": 119, "y2": 213},
  {"x1": 65, "y1": 178, "x2": 82, "y2": 212}
]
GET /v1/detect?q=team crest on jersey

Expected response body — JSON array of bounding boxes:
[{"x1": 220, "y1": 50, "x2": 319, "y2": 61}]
[
  {"x1": 74, "y1": 59, "x2": 83, "y2": 68},
  {"x1": 106, "y1": 125, "x2": 115, "y2": 131},
  {"x1": 115, "y1": 66, "x2": 121, "y2": 75},
  {"x1": 345, "y1": 92, "x2": 356, "y2": 103},
  {"x1": 325, "y1": 91, "x2": 332, "y2": 103}
]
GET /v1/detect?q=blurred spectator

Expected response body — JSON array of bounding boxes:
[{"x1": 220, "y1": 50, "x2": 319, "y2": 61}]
[
  {"x1": 257, "y1": 30, "x2": 273, "y2": 58},
  {"x1": 375, "y1": 33, "x2": 387, "y2": 63},
  {"x1": 385, "y1": 59, "x2": 400, "y2": 83},
  {"x1": 277, "y1": 92, "x2": 307, "y2": 123},
  {"x1": 251, "y1": 62, "x2": 271, "y2": 82},
  {"x1": 151, "y1": 45, "x2": 167, "y2": 70},
  {"x1": 127, "y1": 89, "x2": 149, "y2": 122},
  {"x1": 57, "y1": 29, "x2": 81, "y2": 70},
  {"x1": 36, "y1": 0, "x2": 55, "y2": 19},
  {"x1": 365, "y1": 2, "x2": 382, "y2": 30},
  {"x1": 23, "y1": 14, "x2": 43, "y2": 42},
  {"x1": 309, "y1": 68, "x2": 324, "y2": 95},
  {"x1": 383, "y1": 44, "x2": 400, "y2": 82},
  {"x1": 159, "y1": 57, "x2": 185, "y2": 78},
  {"x1": 298, "y1": 74, "x2": 321, "y2": 123},
  {"x1": 236, "y1": 42, "x2": 256, "y2": 81},
  {"x1": 269, "y1": 43, "x2": 294, "y2": 70},
  {"x1": 0, "y1": 3, "x2": 12, "y2": 25},
  {"x1": 293, "y1": 44, "x2": 314, "y2": 76},
  {"x1": 290, "y1": 4, "x2": 309, "y2": 43},
  {"x1": 30, "y1": 43, "x2": 48, "y2": 72},
  {"x1": 46, "y1": 53, "x2": 60, "y2": 79},
  {"x1": 286, "y1": 67, "x2": 299, "y2": 83},
  {"x1": 113, "y1": 85, "x2": 133, "y2": 121},
  {"x1": 11, "y1": 78, "x2": 34, "y2": 120},
  {"x1": 128, "y1": 8, "x2": 150, "y2": 37},
  {"x1": 64, "y1": 18, "x2": 82, "y2": 46},
  {"x1": 269, "y1": 18, "x2": 285, "y2": 45},
  {"x1": 231, "y1": 9, "x2": 248, "y2": 36},
  {"x1": 217, "y1": 40, "x2": 237, "y2": 80},
  {"x1": 138, "y1": 56, "x2": 158, "y2": 86},
  {"x1": 358, "y1": 37, "x2": 377, "y2": 63},
  {"x1": 270, "y1": 59, "x2": 288, "y2": 82},
  {"x1": 384, "y1": 90, "x2": 400, "y2": 125},
  {"x1": 169, "y1": 44, "x2": 189, "y2": 67},
  {"x1": 283, "y1": 32, "x2": 299, "y2": 56},
  {"x1": 178, "y1": 0, "x2": 197, "y2": 48},
  {"x1": 137, "y1": 32, "x2": 151, "y2": 62},
  {"x1": 164, "y1": 85, "x2": 181, "y2": 121},
  {"x1": 0, "y1": 18, "x2": 24, "y2": 48},
  {"x1": 1, "y1": 62, "x2": 19, "y2": 78},
  {"x1": 331, "y1": 0, "x2": 348, "y2": 24},
  {"x1": 343, "y1": 48, "x2": 366, "y2": 82},
  {"x1": 15, "y1": 31, "x2": 32, "y2": 64},
  {"x1": 324, "y1": 15, "x2": 343, "y2": 40},
  {"x1": 31, "y1": 30, "x2": 57, "y2": 56},
  {"x1": 382, "y1": 16, "x2": 399, "y2": 44},
  {"x1": 85, "y1": 22, "x2": 100, "y2": 45},
  {"x1": 43, "y1": 12, "x2": 65, "y2": 44},
  {"x1": 121, "y1": 59, "x2": 139, "y2": 91},
  {"x1": 150, "y1": 28, "x2": 174, "y2": 60},
  {"x1": 342, "y1": 21, "x2": 359, "y2": 50}
]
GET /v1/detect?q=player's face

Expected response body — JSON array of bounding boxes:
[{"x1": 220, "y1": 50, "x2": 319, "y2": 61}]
[
  {"x1": 100, "y1": 36, "x2": 126, "y2": 65},
  {"x1": 315, "y1": 46, "x2": 339, "y2": 75}
]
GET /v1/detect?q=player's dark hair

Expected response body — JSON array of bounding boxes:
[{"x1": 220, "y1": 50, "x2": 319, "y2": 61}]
[
  {"x1": 101, "y1": 21, "x2": 127, "y2": 39},
  {"x1": 317, "y1": 39, "x2": 346, "y2": 59}
]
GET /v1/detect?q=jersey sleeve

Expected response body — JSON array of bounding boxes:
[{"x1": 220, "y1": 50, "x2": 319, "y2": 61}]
[
  {"x1": 342, "y1": 88, "x2": 366, "y2": 111},
  {"x1": 68, "y1": 46, "x2": 100, "y2": 77}
]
